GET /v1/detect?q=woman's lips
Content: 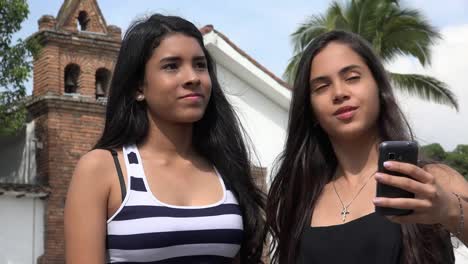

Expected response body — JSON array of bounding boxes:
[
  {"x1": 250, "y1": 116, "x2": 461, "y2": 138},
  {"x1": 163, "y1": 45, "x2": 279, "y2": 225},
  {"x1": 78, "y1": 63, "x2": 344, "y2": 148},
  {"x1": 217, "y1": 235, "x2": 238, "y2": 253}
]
[{"x1": 333, "y1": 106, "x2": 359, "y2": 121}]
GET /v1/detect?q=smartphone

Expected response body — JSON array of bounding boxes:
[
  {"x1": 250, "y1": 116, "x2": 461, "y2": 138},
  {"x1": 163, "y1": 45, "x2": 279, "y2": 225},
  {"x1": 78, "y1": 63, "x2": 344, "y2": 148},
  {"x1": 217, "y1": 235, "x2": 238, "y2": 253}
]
[{"x1": 375, "y1": 141, "x2": 419, "y2": 216}]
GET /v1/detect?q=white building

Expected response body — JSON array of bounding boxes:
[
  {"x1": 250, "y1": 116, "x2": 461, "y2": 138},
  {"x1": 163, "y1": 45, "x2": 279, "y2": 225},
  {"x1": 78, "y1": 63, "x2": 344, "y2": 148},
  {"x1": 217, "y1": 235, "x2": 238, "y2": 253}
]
[{"x1": 202, "y1": 25, "x2": 291, "y2": 182}]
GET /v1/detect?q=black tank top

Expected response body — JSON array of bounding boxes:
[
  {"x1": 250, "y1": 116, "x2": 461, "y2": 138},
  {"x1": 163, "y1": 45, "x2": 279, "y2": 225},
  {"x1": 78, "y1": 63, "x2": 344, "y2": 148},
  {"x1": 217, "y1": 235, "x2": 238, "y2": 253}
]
[{"x1": 298, "y1": 212, "x2": 402, "y2": 264}]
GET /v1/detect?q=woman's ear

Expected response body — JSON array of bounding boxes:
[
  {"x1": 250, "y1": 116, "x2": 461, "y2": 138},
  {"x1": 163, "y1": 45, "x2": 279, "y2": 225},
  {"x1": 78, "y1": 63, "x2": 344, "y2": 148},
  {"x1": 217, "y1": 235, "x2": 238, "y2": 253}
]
[
  {"x1": 135, "y1": 80, "x2": 146, "y2": 101},
  {"x1": 135, "y1": 84, "x2": 145, "y2": 101}
]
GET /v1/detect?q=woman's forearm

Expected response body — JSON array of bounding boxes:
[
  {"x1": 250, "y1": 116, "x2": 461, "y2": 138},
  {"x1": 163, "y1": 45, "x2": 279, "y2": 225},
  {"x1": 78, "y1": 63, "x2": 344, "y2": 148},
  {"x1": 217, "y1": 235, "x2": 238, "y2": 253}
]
[{"x1": 442, "y1": 193, "x2": 467, "y2": 246}]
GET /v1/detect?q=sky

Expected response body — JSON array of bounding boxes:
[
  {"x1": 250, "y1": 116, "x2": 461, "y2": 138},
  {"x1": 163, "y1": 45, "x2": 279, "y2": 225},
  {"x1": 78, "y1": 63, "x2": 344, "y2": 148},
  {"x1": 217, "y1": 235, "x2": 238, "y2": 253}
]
[{"x1": 13, "y1": 0, "x2": 468, "y2": 151}]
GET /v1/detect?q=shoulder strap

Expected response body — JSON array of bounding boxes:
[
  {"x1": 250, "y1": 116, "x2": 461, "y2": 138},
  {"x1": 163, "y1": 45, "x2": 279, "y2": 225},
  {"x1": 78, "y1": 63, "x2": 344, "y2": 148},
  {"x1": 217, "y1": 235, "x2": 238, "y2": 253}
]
[{"x1": 109, "y1": 149, "x2": 126, "y2": 202}]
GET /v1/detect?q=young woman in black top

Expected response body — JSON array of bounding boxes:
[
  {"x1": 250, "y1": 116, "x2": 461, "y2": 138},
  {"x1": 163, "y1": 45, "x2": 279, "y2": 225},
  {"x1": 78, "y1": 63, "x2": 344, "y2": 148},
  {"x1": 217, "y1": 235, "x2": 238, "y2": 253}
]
[{"x1": 266, "y1": 30, "x2": 467, "y2": 264}]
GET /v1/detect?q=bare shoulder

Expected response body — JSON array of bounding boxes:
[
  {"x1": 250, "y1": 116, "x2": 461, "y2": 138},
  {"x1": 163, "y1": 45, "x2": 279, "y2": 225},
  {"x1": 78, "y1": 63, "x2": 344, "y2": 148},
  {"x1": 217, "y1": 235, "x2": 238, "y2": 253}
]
[
  {"x1": 423, "y1": 163, "x2": 468, "y2": 197},
  {"x1": 75, "y1": 149, "x2": 115, "y2": 176},
  {"x1": 66, "y1": 149, "x2": 115, "y2": 217},
  {"x1": 70, "y1": 149, "x2": 116, "y2": 193}
]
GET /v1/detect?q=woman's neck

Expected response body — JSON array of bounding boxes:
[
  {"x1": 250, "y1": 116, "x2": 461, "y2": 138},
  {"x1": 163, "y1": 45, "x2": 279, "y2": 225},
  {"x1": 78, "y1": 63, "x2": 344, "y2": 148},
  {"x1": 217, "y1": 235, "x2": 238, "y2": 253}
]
[
  {"x1": 330, "y1": 131, "x2": 380, "y2": 185},
  {"x1": 139, "y1": 113, "x2": 196, "y2": 161}
]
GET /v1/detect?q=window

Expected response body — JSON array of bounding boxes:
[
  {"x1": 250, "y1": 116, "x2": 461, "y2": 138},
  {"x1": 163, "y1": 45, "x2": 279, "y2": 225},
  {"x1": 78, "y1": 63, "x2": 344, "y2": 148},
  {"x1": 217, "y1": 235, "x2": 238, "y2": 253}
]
[
  {"x1": 64, "y1": 64, "x2": 80, "y2": 94},
  {"x1": 77, "y1": 11, "x2": 89, "y2": 31},
  {"x1": 95, "y1": 68, "x2": 111, "y2": 99}
]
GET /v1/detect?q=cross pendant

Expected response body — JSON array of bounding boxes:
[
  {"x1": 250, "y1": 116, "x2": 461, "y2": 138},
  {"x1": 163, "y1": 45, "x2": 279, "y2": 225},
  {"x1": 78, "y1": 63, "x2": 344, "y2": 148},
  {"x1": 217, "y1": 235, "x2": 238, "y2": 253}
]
[{"x1": 341, "y1": 207, "x2": 350, "y2": 222}]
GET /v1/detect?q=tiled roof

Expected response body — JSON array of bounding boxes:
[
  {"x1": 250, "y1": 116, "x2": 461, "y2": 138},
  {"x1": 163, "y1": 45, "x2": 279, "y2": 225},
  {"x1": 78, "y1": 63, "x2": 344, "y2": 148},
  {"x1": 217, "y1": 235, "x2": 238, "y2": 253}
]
[
  {"x1": 0, "y1": 183, "x2": 50, "y2": 198},
  {"x1": 56, "y1": 0, "x2": 108, "y2": 29}
]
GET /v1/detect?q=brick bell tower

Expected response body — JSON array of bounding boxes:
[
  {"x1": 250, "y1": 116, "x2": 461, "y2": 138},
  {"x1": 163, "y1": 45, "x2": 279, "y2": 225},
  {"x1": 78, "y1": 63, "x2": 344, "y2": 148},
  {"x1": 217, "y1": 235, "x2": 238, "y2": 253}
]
[{"x1": 27, "y1": 0, "x2": 121, "y2": 262}]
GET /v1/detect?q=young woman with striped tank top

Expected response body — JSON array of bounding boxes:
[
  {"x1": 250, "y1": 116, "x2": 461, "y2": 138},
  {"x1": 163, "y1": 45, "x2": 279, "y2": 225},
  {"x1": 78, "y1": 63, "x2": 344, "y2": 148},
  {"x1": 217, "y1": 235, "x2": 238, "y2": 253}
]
[{"x1": 65, "y1": 14, "x2": 266, "y2": 263}]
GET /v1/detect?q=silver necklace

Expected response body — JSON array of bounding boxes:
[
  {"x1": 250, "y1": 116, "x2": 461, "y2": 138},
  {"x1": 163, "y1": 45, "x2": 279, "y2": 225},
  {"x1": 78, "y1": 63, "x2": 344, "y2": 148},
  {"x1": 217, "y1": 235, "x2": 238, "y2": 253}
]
[{"x1": 332, "y1": 170, "x2": 376, "y2": 222}]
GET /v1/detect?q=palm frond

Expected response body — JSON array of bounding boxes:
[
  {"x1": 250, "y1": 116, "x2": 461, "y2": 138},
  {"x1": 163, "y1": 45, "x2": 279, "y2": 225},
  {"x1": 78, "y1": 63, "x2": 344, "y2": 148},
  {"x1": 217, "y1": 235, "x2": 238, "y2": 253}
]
[
  {"x1": 283, "y1": 52, "x2": 304, "y2": 84},
  {"x1": 380, "y1": 8, "x2": 441, "y2": 65},
  {"x1": 328, "y1": 1, "x2": 350, "y2": 31},
  {"x1": 390, "y1": 72, "x2": 458, "y2": 110},
  {"x1": 291, "y1": 15, "x2": 330, "y2": 53}
]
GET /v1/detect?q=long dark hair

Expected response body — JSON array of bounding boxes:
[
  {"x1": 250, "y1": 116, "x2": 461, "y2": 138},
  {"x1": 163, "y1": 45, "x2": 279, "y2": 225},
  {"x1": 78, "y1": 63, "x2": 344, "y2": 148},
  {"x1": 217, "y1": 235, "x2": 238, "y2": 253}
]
[
  {"x1": 94, "y1": 14, "x2": 266, "y2": 263},
  {"x1": 266, "y1": 30, "x2": 453, "y2": 264}
]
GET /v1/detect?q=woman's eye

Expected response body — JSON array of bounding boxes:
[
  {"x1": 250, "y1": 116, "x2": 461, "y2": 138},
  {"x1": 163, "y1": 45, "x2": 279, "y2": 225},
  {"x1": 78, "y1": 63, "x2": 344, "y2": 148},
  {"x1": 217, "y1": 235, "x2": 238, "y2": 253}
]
[
  {"x1": 162, "y1": 63, "x2": 178, "y2": 70},
  {"x1": 346, "y1": 75, "x2": 360, "y2": 82},
  {"x1": 314, "y1": 84, "x2": 328, "y2": 92},
  {"x1": 195, "y1": 61, "x2": 208, "y2": 70}
]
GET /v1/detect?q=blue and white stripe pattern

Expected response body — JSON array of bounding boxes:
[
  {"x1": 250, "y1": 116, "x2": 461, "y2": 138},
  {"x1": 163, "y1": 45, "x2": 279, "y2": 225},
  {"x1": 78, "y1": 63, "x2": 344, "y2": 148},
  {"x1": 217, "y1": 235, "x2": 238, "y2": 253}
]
[{"x1": 106, "y1": 144, "x2": 243, "y2": 263}]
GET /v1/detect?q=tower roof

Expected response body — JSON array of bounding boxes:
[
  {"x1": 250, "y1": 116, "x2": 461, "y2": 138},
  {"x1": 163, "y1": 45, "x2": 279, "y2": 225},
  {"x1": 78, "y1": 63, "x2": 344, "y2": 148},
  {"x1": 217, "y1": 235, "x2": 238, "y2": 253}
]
[{"x1": 55, "y1": 0, "x2": 108, "y2": 33}]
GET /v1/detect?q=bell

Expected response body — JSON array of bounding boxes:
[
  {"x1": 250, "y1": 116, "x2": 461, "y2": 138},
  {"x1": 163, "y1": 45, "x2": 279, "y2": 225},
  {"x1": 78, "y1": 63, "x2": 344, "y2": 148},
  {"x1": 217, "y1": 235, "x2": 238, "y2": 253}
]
[
  {"x1": 65, "y1": 75, "x2": 76, "y2": 93},
  {"x1": 96, "y1": 81, "x2": 104, "y2": 95}
]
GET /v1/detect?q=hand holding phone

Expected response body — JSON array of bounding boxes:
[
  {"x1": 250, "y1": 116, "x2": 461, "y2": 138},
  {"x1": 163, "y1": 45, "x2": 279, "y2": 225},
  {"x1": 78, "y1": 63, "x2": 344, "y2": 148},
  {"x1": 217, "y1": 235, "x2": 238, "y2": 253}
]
[{"x1": 375, "y1": 141, "x2": 419, "y2": 216}]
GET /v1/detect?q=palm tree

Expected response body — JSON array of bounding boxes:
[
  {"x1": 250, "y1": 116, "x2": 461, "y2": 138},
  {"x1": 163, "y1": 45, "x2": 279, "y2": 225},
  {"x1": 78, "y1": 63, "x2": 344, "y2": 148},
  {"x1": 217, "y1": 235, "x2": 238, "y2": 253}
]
[{"x1": 285, "y1": 0, "x2": 458, "y2": 110}]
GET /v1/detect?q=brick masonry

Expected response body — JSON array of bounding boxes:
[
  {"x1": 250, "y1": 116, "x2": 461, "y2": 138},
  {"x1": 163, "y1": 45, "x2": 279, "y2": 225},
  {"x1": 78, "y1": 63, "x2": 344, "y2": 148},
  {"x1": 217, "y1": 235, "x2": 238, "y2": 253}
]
[{"x1": 28, "y1": 0, "x2": 120, "y2": 262}]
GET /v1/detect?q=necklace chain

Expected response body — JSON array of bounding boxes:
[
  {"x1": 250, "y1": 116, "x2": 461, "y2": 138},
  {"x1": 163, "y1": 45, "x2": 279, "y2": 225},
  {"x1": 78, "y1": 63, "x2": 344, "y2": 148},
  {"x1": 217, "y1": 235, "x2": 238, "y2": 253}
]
[{"x1": 332, "y1": 170, "x2": 376, "y2": 222}]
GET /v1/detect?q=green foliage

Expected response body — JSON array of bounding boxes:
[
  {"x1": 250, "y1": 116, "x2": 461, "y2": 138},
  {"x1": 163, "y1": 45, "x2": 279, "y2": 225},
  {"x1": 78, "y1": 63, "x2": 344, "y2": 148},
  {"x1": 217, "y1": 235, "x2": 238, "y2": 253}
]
[
  {"x1": 422, "y1": 143, "x2": 468, "y2": 180},
  {"x1": 421, "y1": 143, "x2": 447, "y2": 162},
  {"x1": 286, "y1": 0, "x2": 458, "y2": 110},
  {"x1": 0, "y1": 0, "x2": 40, "y2": 135}
]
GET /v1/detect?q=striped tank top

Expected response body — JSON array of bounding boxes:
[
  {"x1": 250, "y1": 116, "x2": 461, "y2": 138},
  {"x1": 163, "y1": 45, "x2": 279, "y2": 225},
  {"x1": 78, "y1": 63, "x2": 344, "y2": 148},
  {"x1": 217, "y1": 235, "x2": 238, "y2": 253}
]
[{"x1": 106, "y1": 144, "x2": 244, "y2": 263}]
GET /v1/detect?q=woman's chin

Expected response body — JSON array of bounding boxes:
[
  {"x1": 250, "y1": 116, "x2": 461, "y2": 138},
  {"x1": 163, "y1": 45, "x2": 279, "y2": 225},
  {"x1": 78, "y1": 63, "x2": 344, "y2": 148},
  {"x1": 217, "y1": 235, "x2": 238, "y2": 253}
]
[
  {"x1": 328, "y1": 124, "x2": 377, "y2": 141},
  {"x1": 176, "y1": 112, "x2": 206, "y2": 124}
]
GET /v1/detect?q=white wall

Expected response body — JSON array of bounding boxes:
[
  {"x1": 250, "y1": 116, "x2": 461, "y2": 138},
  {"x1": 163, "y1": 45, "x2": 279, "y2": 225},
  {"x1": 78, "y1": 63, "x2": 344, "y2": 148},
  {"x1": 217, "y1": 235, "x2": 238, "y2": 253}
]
[
  {"x1": 0, "y1": 196, "x2": 45, "y2": 264},
  {"x1": 217, "y1": 64, "x2": 289, "y2": 182},
  {"x1": 454, "y1": 237, "x2": 468, "y2": 264},
  {"x1": 0, "y1": 121, "x2": 37, "y2": 184}
]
